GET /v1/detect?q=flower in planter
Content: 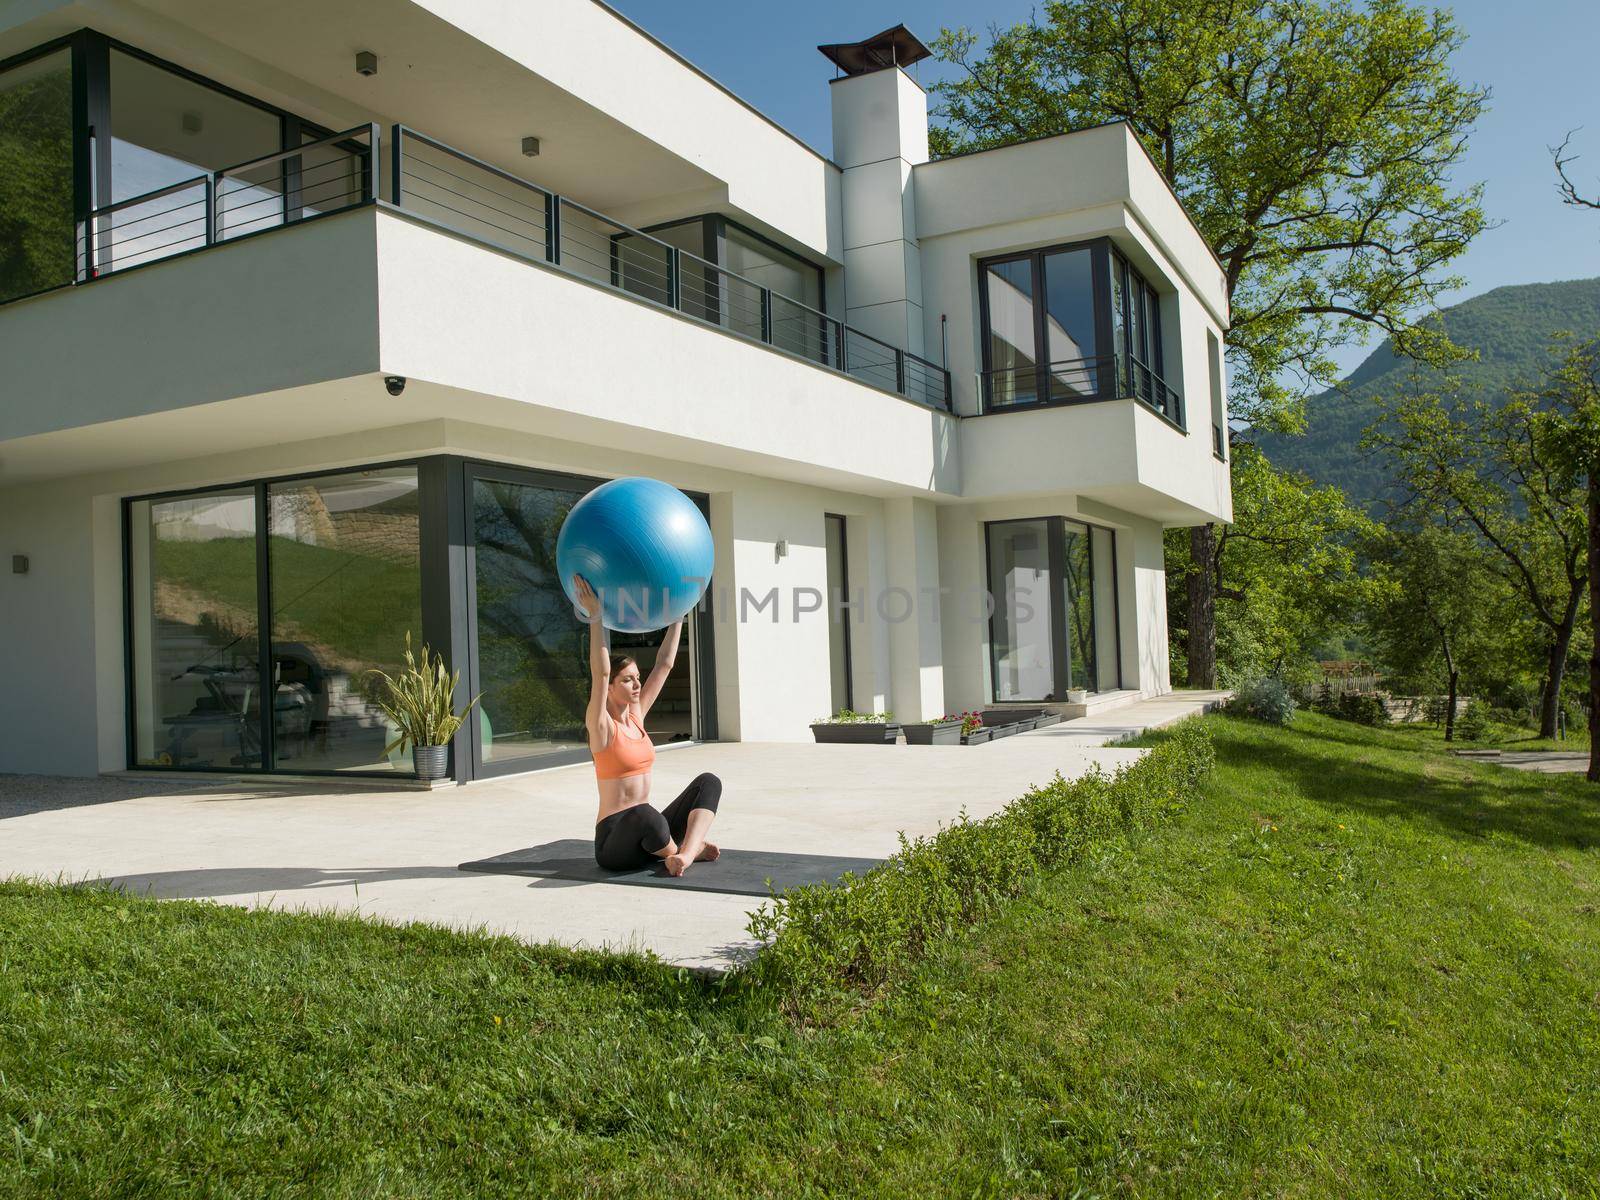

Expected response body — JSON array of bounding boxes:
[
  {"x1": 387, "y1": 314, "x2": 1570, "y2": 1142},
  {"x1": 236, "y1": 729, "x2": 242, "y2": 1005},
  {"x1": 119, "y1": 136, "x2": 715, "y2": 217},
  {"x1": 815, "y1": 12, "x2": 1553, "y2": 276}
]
[
  {"x1": 959, "y1": 710, "x2": 983, "y2": 737},
  {"x1": 813, "y1": 708, "x2": 894, "y2": 725}
]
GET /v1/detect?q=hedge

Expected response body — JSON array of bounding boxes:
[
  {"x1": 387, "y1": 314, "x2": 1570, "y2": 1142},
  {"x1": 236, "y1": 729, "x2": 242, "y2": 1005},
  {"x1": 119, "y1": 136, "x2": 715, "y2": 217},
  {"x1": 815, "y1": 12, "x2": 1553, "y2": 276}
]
[{"x1": 744, "y1": 721, "x2": 1214, "y2": 1009}]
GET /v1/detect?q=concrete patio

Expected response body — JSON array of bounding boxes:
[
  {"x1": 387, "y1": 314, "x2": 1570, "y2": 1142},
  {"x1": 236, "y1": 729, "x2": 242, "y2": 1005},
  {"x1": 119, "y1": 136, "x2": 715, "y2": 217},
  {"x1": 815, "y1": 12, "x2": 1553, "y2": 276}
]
[{"x1": 0, "y1": 691, "x2": 1226, "y2": 972}]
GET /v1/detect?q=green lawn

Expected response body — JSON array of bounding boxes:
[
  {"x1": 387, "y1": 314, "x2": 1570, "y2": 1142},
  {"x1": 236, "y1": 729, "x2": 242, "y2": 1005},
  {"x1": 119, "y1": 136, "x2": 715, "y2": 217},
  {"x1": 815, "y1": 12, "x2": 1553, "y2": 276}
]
[{"x1": 4, "y1": 712, "x2": 1598, "y2": 1197}]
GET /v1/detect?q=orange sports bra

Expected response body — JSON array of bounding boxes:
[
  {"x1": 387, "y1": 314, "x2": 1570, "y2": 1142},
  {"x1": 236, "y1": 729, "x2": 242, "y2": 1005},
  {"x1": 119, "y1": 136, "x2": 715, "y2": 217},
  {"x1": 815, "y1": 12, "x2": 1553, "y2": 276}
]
[{"x1": 592, "y1": 708, "x2": 656, "y2": 780}]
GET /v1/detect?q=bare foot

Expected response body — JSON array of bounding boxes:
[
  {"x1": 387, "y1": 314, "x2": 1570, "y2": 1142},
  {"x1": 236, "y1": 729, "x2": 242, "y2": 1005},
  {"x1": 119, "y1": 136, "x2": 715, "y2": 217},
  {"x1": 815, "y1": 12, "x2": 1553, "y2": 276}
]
[
  {"x1": 697, "y1": 841, "x2": 720, "y2": 863},
  {"x1": 664, "y1": 853, "x2": 692, "y2": 876}
]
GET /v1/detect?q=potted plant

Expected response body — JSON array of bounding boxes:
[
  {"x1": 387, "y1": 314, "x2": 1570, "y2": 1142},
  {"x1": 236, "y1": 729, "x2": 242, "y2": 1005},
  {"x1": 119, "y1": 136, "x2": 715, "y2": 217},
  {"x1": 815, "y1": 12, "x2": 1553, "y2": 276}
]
[
  {"x1": 958, "y1": 711, "x2": 990, "y2": 745},
  {"x1": 366, "y1": 633, "x2": 480, "y2": 780},
  {"x1": 1066, "y1": 687, "x2": 1090, "y2": 705},
  {"x1": 902, "y1": 713, "x2": 964, "y2": 745},
  {"x1": 810, "y1": 709, "x2": 898, "y2": 744}
]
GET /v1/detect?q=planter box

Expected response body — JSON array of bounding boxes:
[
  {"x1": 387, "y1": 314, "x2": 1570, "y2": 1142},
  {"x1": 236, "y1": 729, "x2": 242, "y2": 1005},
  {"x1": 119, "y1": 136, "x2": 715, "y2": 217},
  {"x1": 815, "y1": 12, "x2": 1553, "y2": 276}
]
[
  {"x1": 902, "y1": 719, "x2": 963, "y2": 746},
  {"x1": 811, "y1": 722, "x2": 899, "y2": 745},
  {"x1": 960, "y1": 726, "x2": 993, "y2": 745},
  {"x1": 978, "y1": 707, "x2": 1046, "y2": 732},
  {"x1": 987, "y1": 722, "x2": 1022, "y2": 740},
  {"x1": 1031, "y1": 712, "x2": 1061, "y2": 729}
]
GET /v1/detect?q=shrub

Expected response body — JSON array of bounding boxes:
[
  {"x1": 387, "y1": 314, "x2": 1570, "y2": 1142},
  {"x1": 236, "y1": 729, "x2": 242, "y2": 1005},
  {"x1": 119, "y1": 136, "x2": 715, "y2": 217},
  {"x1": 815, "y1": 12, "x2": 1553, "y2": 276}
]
[
  {"x1": 745, "y1": 722, "x2": 1214, "y2": 1010},
  {"x1": 1334, "y1": 691, "x2": 1390, "y2": 727},
  {"x1": 816, "y1": 709, "x2": 894, "y2": 724},
  {"x1": 1228, "y1": 677, "x2": 1297, "y2": 726},
  {"x1": 1456, "y1": 701, "x2": 1492, "y2": 741}
]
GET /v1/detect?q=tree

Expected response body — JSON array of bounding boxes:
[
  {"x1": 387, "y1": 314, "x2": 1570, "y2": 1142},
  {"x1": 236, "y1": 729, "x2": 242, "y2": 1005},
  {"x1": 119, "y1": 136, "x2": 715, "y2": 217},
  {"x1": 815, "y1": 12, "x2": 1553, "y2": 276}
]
[
  {"x1": 1365, "y1": 526, "x2": 1499, "y2": 741},
  {"x1": 1366, "y1": 378, "x2": 1588, "y2": 739},
  {"x1": 1552, "y1": 131, "x2": 1600, "y2": 214},
  {"x1": 1525, "y1": 340, "x2": 1600, "y2": 780},
  {"x1": 931, "y1": 0, "x2": 1487, "y2": 685},
  {"x1": 1169, "y1": 443, "x2": 1373, "y2": 683}
]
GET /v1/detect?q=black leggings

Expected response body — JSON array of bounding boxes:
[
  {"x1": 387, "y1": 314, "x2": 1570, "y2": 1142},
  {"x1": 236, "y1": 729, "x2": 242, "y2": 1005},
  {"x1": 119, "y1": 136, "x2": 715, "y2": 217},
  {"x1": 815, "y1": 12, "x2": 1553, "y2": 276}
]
[{"x1": 594, "y1": 772, "x2": 722, "y2": 871}]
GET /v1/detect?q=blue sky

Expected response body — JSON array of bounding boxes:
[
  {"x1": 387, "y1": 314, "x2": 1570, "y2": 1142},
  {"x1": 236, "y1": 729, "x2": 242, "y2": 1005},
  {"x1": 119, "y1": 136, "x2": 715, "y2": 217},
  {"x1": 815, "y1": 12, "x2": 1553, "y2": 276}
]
[{"x1": 611, "y1": 1, "x2": 1600, "y2": 372}]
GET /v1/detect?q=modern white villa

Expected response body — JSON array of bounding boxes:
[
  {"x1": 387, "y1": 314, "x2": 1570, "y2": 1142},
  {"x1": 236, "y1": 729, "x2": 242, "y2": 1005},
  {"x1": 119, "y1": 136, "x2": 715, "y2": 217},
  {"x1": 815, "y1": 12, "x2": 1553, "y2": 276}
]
[{"x1": 0, "y1": 2, "x2": 1231, "y2": 784}]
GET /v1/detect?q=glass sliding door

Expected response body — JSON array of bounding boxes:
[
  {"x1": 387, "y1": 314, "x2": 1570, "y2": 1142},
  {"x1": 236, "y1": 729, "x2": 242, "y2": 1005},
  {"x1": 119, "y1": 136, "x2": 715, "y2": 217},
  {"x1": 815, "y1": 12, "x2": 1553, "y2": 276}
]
[
  {"x1": 0, "y1": 47, "x2": 74, "y2": 303},
  {"x1": 470, "y1": 472, "x2": 593, "y2": 772},
  {"x1": 128, "y1": 488, "x2": 264, "y2": 770},
  {"x1": 1090, "y1": 525, "x2": 1122, "y2": 691},
  {"x1": 1060, "y1": 521, "x2": 1096, "y2": 692},
  {"x1": 469, "y1": 468, "x2": 706, "y2": 774},
  {"x1": 987, "y1": 519, "x2": 1054, "y2": 700},
  {"x1": 267, "y1": 468, "x2": 422, "y2": 773},
  {"x1": 825, "y1": 514, "x2": 852, "y2": 713},
  {"x1": 981, "y1": 257, "x2": 1039, "y2": 409},
  {"x1": 986, "y1": 517, "x2": 1123, "y2": 702}
]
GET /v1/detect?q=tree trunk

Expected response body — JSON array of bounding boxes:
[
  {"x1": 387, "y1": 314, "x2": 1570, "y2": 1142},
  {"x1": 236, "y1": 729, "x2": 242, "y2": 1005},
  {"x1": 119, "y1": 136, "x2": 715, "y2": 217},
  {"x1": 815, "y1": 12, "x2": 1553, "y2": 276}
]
[
  {"x1": 1445, "y1": 669, "x2": 1458, "y2": 742},
  {"x1": 1588, "y1": 480, "x2": 1600, "y2": 782},
  {"x1": 1187, "y1": 524, "x2": 1218, "y2": 689},
  {"x1": 1540, "y1": 619, "x2": 1578, "y2": 740}
]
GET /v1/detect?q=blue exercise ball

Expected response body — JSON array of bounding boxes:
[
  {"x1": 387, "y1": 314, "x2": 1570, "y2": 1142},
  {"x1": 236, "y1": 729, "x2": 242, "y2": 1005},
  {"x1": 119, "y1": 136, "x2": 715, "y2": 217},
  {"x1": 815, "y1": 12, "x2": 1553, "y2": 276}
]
[{"x1": 556, "y1": 478, "x2": 714, "y2": 633}]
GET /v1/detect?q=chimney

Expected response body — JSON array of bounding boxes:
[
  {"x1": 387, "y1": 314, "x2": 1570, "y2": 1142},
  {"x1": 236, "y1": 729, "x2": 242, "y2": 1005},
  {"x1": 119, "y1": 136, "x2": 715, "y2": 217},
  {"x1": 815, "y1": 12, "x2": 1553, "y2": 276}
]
[{"x1": 821, "y1": 26, "x2": 931, "y2": 358}]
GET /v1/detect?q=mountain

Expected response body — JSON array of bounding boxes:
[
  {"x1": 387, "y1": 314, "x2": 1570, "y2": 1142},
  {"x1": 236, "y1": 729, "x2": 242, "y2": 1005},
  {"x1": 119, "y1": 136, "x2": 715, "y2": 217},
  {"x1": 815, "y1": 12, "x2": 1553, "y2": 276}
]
[{"x1": 1255, "y1": 278, "x2": 1600, "y2": 510}]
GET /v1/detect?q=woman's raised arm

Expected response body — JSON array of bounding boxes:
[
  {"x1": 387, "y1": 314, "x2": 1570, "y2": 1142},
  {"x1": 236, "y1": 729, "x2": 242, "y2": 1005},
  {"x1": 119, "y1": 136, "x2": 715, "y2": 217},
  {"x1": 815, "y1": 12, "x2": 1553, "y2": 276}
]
[
  {"x1": 574, "y1": 575, "x2": 613, "y2": 750},
  {"x1": 638, "y1": 618, "x2": 682, "y2": 719}
]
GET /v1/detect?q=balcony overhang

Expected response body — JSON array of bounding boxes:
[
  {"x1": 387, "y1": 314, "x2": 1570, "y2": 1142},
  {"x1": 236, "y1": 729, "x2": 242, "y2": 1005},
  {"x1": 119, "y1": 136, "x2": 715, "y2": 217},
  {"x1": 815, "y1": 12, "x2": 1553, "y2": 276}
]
[
  {"x1": 0, "y1": 206, "x2": 955, "y2": 495},
  {"x1": 957, "y1": 399, "x2": 1232, "y2": 526}
]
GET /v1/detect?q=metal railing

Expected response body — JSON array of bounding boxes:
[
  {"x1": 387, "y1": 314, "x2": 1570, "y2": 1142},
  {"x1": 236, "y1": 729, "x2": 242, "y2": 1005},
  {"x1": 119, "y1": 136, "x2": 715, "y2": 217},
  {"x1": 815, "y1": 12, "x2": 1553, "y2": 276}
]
[
  {"x1": 1124, "y1": 356, "x2": 1184, "y2": 427},
  {"x1": 48, "y1": 118, "x2": 952, "y2": 412},
  {"x1": 77, "y1": 124, "x2": 378, "y2": 279},
  {"x1": 390, "y1": 124, "x2": 951, "y2": 412},
  {"x1": 977, "y1": 353, "x2": 1183, "y2": 428}
]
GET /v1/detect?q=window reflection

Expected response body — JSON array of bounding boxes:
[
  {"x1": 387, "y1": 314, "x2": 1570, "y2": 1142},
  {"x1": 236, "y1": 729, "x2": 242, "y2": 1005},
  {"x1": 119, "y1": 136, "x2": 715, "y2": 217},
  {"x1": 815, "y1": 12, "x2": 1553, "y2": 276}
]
[
  {"x1": 267, "y1": 469, "x2": 422, "y2": 773},
  {"x1": 129, "y1": 489, "x2": 264, "y2": 770},
  {"x1": 0, "y1": 49, "x2": 74, "y2": 302}
]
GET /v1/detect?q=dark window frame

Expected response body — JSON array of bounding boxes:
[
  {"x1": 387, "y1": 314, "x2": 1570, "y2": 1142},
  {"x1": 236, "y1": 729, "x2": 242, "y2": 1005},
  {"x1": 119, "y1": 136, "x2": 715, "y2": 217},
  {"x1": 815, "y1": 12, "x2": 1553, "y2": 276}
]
[
  {"x1": 977, "y1": 236, "x2": 1180, "y2": 426},
  {"x1": 124, "y1": 455, "x2": 720, "y2": 782},
  {"x1": 461, "y1": 460, "x2": 716, "y2": 780},
  {"x1": 983, "y1": 515, "x2": 1125, "y2": 703},
  {"x1": 122, "y1": 456, "x2": 430, "y2": 780},
  {"x1": 824, "y1": 512, "x2": 853, "y2": 713},
  {"x1": 3, "y1": 28, "x2": 369, "y2": 295}
]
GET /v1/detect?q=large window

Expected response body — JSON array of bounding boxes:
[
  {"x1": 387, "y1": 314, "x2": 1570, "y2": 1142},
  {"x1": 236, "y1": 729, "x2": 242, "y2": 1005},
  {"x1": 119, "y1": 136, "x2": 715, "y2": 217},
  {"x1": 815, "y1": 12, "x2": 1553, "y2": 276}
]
[
  {"x1": 267, "y1": 469, "x2": 422, "y2": 773},
  {"x1": 129, "y1": 488, "x2": 264, "y2": 770},
  {"x1": 986, "y1": 517, "x2": 1122, "y2": 701},
  {"x1": 613, "y1": 214, "x2": 827, "y2": 353},
  {"x1": 0, "y1": 46, "x2": 74, "y2": 303},
  {"x1": 978, "y1": 238, "x2": 1181, "y2": 424},
  {"x1": 467, "y1": 465, "x2": 708, "y2": 777},
  {"x1": 128, "y1": 466, "x2": 422, "y2": 776}
]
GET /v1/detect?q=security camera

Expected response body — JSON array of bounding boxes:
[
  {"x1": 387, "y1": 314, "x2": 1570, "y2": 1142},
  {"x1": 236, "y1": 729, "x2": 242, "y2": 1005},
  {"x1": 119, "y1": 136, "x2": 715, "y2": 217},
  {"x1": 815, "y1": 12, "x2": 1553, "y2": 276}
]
[{"x1": 384, "y1": 375, "x2": 406, "y2": 396}]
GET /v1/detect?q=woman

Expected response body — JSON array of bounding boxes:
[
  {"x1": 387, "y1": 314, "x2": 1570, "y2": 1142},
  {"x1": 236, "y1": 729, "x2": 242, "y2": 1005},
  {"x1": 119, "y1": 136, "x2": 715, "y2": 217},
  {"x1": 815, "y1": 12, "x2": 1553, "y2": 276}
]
[{"x1": 575, "y1": 575, "x2": 722, "y2": 876}]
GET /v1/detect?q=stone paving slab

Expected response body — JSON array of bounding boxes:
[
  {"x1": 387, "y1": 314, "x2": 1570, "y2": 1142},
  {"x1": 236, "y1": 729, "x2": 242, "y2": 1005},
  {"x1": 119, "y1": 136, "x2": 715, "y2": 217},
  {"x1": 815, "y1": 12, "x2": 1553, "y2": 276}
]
[{"x1": 0, "y1": 691, "x2": 1227, "y2": 972}]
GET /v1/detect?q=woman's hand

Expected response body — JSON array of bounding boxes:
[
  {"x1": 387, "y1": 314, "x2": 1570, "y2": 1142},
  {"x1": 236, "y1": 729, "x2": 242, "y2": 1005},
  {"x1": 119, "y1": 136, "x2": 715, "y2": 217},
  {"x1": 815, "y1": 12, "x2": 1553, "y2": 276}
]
[{"x1": 573, "y1": 574, "x2": 602, "y2": 625}]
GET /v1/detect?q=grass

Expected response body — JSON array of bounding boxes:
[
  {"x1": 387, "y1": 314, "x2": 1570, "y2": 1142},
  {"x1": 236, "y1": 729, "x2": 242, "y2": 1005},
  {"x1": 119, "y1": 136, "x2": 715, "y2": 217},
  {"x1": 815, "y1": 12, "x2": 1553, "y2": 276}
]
[
  {"x1": 1386, "y1": 717, "x2": 1586, "y2": 755},
  {"x1": 3, "y1": 712, "x2": 1599, "y2": 1197}
]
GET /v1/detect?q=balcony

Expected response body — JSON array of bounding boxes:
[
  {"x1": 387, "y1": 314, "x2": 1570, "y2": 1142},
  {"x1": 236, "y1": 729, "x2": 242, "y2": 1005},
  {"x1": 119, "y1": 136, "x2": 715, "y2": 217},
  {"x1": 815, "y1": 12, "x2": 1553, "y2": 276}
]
[
  {"x1": 976, "y1": 355, "x2": 1185, "y2": 429},
  {"x1": 31, "y1": 123, "x2": 951, "y2": 414}
]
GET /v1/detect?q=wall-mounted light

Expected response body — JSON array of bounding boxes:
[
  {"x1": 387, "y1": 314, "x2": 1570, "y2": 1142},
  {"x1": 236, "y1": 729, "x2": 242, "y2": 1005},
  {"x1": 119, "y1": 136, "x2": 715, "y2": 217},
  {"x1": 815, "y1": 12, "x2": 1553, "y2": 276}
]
[
  {"x1": 12, "y1": 554, "x2": 29, "y2": 575},
  {"x1": 181, "y1": 110, "x2": 203, "y2": 134},
  {"x1": 774, "y1": 539, "x2": 788, "y2": 562},
  {"x1": 521, "y1": 136, "x2": 541, "y2": 158},
  {"x1": 355, "y1": 50, "x2": 378, "y2": 77}
]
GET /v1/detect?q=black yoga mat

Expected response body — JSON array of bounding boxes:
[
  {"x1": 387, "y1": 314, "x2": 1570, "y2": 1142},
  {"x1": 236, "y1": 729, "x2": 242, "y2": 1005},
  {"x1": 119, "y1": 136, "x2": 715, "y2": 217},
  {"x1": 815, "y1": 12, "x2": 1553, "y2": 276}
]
[{"x1": 458, "y1": 839, "x2": 882, "y2": 897}]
